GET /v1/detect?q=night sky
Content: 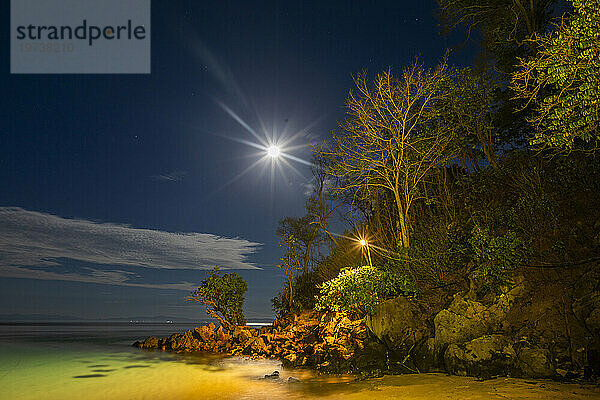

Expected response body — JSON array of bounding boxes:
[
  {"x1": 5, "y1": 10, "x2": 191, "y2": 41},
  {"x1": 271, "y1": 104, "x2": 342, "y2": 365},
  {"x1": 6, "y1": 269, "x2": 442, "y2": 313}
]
[{"x1": 0, "y1": 1, "x2": 475, "y2": 320}]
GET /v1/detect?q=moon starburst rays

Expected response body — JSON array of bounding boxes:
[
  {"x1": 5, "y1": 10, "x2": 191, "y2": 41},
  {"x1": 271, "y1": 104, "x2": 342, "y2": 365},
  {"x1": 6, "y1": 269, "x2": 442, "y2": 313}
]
[{"x1": 213, "y1": 100, "x2": 316, "y2": 194}]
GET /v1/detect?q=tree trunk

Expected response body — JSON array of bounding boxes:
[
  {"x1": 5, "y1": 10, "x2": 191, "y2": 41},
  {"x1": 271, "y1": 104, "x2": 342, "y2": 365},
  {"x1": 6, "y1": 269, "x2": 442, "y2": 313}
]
[
  {"x1": 206, "y1": 308, "x2": 234, "y2": 332},
  {"x1": 288, "y1": 275, "x2": 293, "y2": 309},
  {"x1": 197, "y1": 299, "x2": 234, "y2": 331},
  {"x1": 187, "y1": 296, "x2": 235, "y2": 331},
  {"x1": 303, "y1": 225, "x2": 319, "y2": 275},
  {"x1": 484, "y1": 144, "x2": 498, "y2": 169},
  {"x1": 393, "y1": 190, "x2": 410, "y2": 248}
]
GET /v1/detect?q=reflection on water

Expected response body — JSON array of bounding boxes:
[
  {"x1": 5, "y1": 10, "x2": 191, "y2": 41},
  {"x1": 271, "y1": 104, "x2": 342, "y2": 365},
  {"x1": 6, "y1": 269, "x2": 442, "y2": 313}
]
[
  {"x1": 0, "y1": 339, "x2": 321, "y2": 400},
  {"x1": 0, "y1": 324, "x2": 597, "y2": 400}
]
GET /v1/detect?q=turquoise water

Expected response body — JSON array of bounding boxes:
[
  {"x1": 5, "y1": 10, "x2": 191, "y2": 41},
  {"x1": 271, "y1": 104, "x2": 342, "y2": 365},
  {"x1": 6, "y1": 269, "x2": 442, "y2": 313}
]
[{"x1": 1, "y1": 323, "x2": 597, "y2": 400}]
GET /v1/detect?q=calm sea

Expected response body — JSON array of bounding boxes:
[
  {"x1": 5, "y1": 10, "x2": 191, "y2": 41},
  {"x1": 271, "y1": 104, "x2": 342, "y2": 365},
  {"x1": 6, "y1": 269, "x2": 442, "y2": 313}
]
[{"x1": 0, "y1": 321, "x2": 349, "y2": 400}]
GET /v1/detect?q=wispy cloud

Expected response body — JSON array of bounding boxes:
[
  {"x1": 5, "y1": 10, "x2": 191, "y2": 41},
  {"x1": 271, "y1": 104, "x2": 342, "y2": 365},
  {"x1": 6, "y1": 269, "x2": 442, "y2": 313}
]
[
  {"x1": 0, "y1": 207, "x2": 261, "y2": 271},
  {"x1": 0, "y1": 265, "x2": 196, "y2": 291},
  {"x1": 150, "y1": 170, "x2": 188, "y2": 182}
]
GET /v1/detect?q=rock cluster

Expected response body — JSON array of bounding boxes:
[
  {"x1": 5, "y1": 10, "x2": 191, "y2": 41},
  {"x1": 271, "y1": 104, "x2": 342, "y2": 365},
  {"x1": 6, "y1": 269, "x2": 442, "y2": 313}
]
[
  {"x1": 135, "y1": 275, "x2": 600, "y2": 381},
  {"x1": 367, "y1": 280, "x2": 570, "y2": 379},
  {"x1": 134, "y1": 311, "x2": 387, "y2": 374}
]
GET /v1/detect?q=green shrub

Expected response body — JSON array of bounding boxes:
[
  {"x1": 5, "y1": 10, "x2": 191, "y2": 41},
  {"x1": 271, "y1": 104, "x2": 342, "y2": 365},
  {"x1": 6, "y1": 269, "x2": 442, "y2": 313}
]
[
  {"x1": 468, "y1": 225, "x2": 528, "y2": 292},
  {"x1": 315, "y1": 265, "x2": 418, "y2": 316}
]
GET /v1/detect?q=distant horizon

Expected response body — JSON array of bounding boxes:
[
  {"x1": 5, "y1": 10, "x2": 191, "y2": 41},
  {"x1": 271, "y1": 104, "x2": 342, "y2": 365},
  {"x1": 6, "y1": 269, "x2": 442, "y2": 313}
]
[{"x1": 0, "y1": 313, "x2": 275, "y2": 323}]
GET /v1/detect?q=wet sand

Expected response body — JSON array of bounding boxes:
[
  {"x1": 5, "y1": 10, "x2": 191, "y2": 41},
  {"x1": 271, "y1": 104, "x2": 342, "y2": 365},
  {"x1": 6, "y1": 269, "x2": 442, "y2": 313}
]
[{"x1": 311, "y1": 373, "x2": 600, "y2": 400}]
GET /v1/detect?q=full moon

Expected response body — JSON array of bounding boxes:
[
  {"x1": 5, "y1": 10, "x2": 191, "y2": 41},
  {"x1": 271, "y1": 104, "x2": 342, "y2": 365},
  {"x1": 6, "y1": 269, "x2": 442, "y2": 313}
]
[{"x1": 267, "y1": 145, "x2": 281, "y2": 158}]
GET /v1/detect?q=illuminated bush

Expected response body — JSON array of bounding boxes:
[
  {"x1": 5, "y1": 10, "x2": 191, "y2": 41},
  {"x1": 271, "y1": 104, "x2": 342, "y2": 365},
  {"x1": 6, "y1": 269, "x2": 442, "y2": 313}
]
[{"x1": 315, "y1": 265, "x2": 417, "y2": 316}]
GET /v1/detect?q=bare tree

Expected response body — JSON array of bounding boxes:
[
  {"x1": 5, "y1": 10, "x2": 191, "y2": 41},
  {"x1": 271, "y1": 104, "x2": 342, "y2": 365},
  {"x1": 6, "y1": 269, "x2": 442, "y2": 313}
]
[
  {"x1": 276, "y1": 234, "x2": 303, "y2": 309},
  {"x1": 305, "y1": 153, "x2": 344, "y2": 248},
  {"x1": 277, "y1": 216, "x2": 318, "y2": 275},
  {"x1": 317, "y1": 57, "x2": 460, "y2": 248}
]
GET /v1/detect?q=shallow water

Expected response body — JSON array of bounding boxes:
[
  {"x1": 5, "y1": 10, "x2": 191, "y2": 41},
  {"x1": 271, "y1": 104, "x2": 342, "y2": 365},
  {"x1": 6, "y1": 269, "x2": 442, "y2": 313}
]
[{"x1": 1, "y1": 323, "x2": 598, "y2": 400}]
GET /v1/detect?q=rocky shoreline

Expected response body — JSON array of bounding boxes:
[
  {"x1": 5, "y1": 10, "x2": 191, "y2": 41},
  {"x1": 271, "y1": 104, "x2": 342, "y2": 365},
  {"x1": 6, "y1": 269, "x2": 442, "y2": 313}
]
[
  {"x1": 135, "y1": 277, "x2": 600, "y2": 382},
  {"x1": 135, "y1": 311, "x2": 387, "y2": 375}
]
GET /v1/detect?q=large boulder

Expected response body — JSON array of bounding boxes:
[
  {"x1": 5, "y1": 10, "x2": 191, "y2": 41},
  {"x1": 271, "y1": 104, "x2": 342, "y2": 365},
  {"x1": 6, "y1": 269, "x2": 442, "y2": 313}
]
[
  {"x1": 234, "y1": 327, "x2": 253, "y2": 344},
  {"x1": 141, "y1": 336, "x2": 159, "y2": 349},
  {"x1": 514, "y1": 347, "x2": 556, "y2": 378},
  {"x1": 169, "y1": 330, "x2": 199, "y2": 351},
  {"x1": 366, "y1": 296, "x2": 432, "y2": 372},
  {"x1": 166, "y1": 333, "x2": 181, "y2": 350},
  {"x1": 366, "y1": 296, "x2": 429, "y2": 347},
  {"x1": 433, "y1": 281, "x2": 525, "y2": 350},
  {"x1": 215, "y1": 326, "x2": 227, "y2": 341},
  {"x1": 444, "y1": 334, "x2": 515, "y2": 378},
  {"x1": 244, "y1": 337, "x2": 267, "y2": 355},
  {"x1": 433, "y1": 295, "x2": 489, "y2": 348}
]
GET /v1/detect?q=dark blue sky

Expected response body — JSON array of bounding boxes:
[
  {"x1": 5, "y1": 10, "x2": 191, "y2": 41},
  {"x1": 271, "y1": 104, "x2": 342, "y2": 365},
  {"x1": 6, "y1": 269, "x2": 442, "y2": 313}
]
[{"x1": 0, "y1": 0, "x2": 475, "y2": 320}]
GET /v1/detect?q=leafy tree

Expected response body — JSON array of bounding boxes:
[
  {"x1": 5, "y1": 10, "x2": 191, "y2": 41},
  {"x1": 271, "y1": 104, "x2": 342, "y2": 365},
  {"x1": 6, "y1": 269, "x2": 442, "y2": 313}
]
[
  {"x1": 317, "y1": 57, "x2": 460, "y2": 249},
  {"x1": 188, "y1": 267, "x2": 247, "y2": 331},
  {"x1": 450, "y1": 68, "x2": 502, "y2": 169},
  {"x1": 275, "y1": 156, "x2": 343, "y2": 277},
  {"x1": 271, "y1": 231, "x2": 364, "y2": 317},
  {"x1": 437, "y1": 1, "x2": 566, "y2": 152},
  {"x1": 511, "y1": 0, "x2": 600, "y2": 148}
]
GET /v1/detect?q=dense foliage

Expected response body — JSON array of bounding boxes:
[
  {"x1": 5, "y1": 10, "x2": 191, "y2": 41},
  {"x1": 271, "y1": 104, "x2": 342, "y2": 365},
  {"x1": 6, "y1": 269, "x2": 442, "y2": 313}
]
[
  {"x1": 314, "y1": 265, "x2": 418, "y2": 316},
  {"x1": 512, "y1": 0, "x2": 600, "y2": 147},
  {"x1": 467, "y1": 225, "x2": 528, "y2": 293},
  {"x1": 272, "y1": 0, "x2": 600, "y2": 321},
  {"x1": 272, "y1": 234, "x2": 360, "y2": 317},
  {"x1": 188, "y1": 267, "x2": 247, "y2": 330},
  {"x1": 438, "y1": 0, "x2": 564, "y2": 74}
]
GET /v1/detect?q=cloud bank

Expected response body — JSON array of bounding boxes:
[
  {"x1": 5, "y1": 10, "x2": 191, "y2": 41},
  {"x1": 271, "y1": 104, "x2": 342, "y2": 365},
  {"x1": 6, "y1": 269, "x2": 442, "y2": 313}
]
[
  {"x1": 0, "y1": 265, "x2": 197, "y2": 291},
  {"x1": 0, "y1": 207, "x2": 262, "y2": 289}
]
